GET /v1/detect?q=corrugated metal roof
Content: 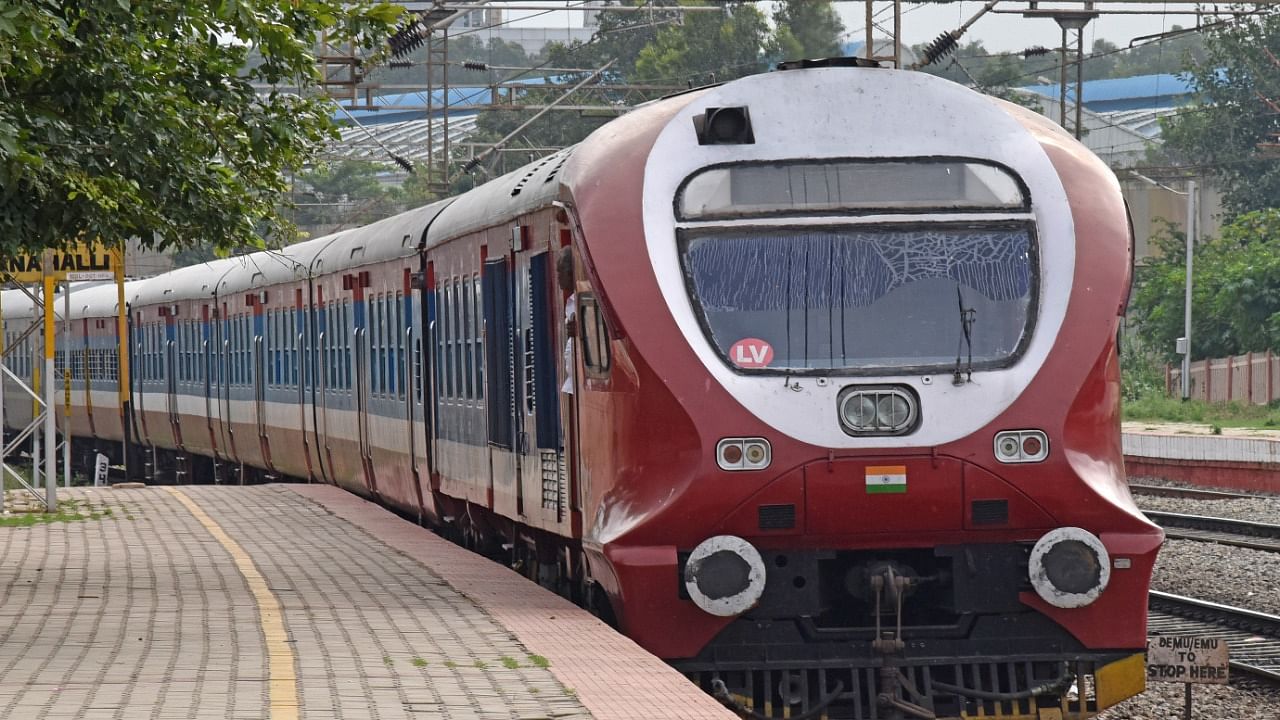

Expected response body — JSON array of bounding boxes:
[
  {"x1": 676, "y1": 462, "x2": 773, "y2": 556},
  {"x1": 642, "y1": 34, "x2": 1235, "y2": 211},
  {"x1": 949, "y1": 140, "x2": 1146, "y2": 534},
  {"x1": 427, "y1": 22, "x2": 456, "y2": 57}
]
[{"x1": 1020, "y1": 72, "x2": 1196, "y2": 111}]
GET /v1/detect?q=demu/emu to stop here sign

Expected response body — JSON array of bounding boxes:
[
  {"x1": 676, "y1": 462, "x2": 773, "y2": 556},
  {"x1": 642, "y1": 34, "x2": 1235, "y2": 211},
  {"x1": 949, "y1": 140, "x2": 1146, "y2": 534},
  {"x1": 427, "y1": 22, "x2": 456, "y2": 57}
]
[{"x1": 1146, "y1": 636, "x2": 1229, "y2": 684}]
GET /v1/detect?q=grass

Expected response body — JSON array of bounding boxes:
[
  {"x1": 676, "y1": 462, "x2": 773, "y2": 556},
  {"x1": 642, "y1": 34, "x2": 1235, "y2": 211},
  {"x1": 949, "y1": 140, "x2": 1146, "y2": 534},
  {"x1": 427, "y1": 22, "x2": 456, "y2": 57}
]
[
  {"x1": 473, "y1": 659, "x2": 488, "y2": 670},
  {"x1": 443, "y1": 660, "x2": 457, "y2": 669},
  {"x1": 0, "y1": 498, "x2": 110, "y2": 527},
  {"x1": 410, "y1": 657, "x2": 427, "y2": 668},
  {"x1": 500, "y1": 656, "x2": 519, "y2": 669},
  {"x1": 1123, "y1": 393, "x2": 1280, "y2": 429},
  {"x1": 527, "y1": 654, "x2": 550, "y2": 669}
]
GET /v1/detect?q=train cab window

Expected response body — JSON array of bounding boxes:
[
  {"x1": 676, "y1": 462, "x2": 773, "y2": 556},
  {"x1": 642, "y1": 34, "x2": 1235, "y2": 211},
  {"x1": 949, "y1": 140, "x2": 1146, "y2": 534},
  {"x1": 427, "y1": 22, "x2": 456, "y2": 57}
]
[
  {"x1": 578, "y1": 294, "x2": 611, "y2": 375},
  {"x1": 677, "y1": 159, "x2": 1028, "y2": 220}
]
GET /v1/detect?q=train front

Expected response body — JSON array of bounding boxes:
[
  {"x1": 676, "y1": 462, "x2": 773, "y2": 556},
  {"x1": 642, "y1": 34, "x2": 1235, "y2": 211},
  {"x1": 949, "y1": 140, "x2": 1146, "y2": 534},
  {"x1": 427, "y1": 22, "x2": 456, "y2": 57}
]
[{"x1": 564, "y1": 64, "x2": 1161, "y2": 720}]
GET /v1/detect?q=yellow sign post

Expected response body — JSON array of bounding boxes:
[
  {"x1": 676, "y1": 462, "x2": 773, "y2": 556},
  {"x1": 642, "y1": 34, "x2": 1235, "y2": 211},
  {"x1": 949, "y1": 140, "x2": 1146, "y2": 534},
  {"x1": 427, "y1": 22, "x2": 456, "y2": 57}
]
[{"x1": 6, "y1": 243, "x2": 116, "y2": 284}]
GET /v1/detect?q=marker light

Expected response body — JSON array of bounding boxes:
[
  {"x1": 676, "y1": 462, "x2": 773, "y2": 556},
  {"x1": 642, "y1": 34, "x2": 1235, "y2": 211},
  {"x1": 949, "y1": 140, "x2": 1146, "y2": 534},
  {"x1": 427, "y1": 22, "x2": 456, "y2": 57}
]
[
  {"x1": 717, "y1": 438, "x2": 771, "y2": 472},
  {"x1": 993, "y1": 430, "x2": 1049, "y2": 463}
]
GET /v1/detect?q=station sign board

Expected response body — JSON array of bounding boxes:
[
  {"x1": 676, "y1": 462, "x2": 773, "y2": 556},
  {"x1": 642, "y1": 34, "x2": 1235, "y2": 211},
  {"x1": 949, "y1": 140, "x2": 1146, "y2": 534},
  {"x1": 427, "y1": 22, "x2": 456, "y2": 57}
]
[
  {"x1": 1146, "y1": 635, "x2": 1229, "y2": 684},
  {"x1": 4, "y1": 243, "x2": 117, "y2": 282}
]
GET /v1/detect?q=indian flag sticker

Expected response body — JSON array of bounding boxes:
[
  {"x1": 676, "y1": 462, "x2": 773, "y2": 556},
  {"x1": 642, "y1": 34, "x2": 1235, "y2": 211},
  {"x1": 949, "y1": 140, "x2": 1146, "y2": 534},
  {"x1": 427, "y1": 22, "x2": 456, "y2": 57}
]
[{"x1": 865, "y1": 465, "x2": 907, "y2": 494}]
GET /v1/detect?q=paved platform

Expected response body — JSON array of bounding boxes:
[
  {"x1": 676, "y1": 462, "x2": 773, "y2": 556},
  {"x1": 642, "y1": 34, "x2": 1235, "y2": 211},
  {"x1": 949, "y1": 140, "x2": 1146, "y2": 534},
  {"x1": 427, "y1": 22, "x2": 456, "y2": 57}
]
[
  {"x1": 1123, "y1": 422, "x2": 1280, "y2": 491},
  {"x1": 0, "y1": 485, "x2": 733, "y2": 720}
]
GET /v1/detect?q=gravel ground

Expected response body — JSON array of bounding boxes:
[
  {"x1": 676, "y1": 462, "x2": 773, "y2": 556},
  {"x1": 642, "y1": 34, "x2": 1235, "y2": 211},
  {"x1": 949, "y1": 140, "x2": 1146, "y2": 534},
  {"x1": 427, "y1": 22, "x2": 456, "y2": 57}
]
[
  {"x1": 1095, "y1": 478, "x2": 1280, "y2": 718},
  {"x1": 1131, "y1": 476, "x2": 1280, "y2": 525},
  {"x1": 1098, "y1": 680, "x2": 1280, "y2": 719}
]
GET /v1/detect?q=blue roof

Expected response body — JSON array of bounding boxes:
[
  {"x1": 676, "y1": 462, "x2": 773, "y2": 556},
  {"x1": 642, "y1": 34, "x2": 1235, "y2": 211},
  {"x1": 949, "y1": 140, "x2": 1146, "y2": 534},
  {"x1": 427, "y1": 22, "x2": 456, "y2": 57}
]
[
  {"x1": 333, "y1": 76, "x2": 553, "y2": 125},
  {"x1": 1020, "y1": 73, "x2": 1197, "y2": 112}
]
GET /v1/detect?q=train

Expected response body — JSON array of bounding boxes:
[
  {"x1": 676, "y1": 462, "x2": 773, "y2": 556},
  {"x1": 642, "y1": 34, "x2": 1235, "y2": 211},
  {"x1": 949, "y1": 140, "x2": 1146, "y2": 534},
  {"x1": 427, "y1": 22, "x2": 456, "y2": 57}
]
[{"x1": 2, "y1": 61, "x2": 1162, "y2": 720}]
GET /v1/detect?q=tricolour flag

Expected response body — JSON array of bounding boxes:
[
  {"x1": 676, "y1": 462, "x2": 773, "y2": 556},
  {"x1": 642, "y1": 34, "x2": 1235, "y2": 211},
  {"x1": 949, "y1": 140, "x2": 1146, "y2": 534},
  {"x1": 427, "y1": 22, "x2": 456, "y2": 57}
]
[{"x1": 865, "y1": 465, "x2": 907, "y2": 494}]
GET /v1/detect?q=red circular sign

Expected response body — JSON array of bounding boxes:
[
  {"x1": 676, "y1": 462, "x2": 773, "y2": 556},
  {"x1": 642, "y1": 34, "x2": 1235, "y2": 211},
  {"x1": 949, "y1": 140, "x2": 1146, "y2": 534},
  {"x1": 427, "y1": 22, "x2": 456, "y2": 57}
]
[{"x1": 729, "y1": 338, "x2": 774, "y2": 368}]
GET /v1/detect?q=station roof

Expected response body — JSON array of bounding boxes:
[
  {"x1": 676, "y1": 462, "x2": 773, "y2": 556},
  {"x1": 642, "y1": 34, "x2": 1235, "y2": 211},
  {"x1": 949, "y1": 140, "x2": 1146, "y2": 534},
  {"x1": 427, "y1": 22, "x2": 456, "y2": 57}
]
[{"x1": 1020, "y1": 72, "x2": 1198, "y2": 112}]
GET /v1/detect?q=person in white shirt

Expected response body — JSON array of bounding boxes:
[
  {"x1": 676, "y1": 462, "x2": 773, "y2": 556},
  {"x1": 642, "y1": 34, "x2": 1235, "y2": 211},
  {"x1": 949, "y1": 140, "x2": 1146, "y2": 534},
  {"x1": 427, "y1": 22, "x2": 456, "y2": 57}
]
[{"x1": 557, "y1": 247, "x2": 576, "y2": 395}]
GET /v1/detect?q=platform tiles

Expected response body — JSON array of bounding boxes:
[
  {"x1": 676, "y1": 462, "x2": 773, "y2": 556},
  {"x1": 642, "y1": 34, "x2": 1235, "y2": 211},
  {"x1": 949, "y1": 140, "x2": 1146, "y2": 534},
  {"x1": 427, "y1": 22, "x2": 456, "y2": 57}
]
[{"x1": 0, "y1": 485, "x2": 733, "y2": 720}]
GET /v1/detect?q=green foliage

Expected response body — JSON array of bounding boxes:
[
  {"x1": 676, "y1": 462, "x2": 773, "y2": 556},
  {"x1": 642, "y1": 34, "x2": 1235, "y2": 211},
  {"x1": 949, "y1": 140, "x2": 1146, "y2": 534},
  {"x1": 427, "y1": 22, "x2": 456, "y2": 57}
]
[
  {"x1": 465, "y1": 1, "x2": 841, "y2": 183},
  {"x1": 633, "y1": 3, "x2": 770, "y2": 84},
  {"x1": 290, "y1": 160, "x2": 402, "y2": 230},
  {"x1": 1120, "y1": 333, "x2": 1167, "y2": 403},
  {"x1": 1129, "y1": 209, "x2": 1280, "y2": 362},
  {"x1": 0, "y1": 0, "x2": 402, "y2": 256},
  {"x1": 1160, "y1": 12, "x2": 1280, "y2": 215},
  {"x1": 770, "y1": 1, "x2": 844, "y2": 63},
  {"x1": 1123, "y1": 393, "x2": 1280, "y2": 429}
]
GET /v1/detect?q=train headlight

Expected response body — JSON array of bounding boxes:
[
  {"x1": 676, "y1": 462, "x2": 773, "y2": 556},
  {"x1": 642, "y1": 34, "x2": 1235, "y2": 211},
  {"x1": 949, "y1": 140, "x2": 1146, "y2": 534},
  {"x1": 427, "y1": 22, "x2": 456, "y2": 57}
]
[
  {"x1": 684, "y1": 535, "x2": 767, "y2": 617},
  {"x1": 837, "y1": 386, "x2": 918, "y2": 436},
  {"x1": 1028, "y1": 527, "x2": 1111, "y2": 608}
]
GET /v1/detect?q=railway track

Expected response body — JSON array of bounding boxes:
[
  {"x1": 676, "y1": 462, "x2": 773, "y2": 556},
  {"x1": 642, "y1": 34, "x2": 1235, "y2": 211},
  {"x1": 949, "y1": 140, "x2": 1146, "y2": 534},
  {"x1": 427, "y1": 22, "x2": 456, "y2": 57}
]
[
  {"x1": 1149, "y1": 591, "x2": 1280, "y2": 683},
  {"x1": 1130, "y1": 483, "x2": 1265, "y2": 501},
  {"x1": 1144, "y1": 510, "x2": 1280, "y2": 553}
]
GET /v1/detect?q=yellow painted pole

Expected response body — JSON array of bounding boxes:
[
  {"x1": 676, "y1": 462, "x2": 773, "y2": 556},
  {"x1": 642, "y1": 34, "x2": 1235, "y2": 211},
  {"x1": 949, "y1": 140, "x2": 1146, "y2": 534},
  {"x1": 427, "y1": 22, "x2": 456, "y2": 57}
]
[
  {"x1": 42, "y1": 250, "x2": 56, "y2": 510},
  {"x1": 114, "y1": 247, "x2": 130, "y2": 481}
]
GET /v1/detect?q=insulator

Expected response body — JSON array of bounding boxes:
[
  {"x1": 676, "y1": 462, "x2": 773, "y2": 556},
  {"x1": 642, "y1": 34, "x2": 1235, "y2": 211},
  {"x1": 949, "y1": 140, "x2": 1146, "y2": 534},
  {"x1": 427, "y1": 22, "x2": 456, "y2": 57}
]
[
  {"x1": 462, "y1": 61, "x2": 488, "y2": 71},
  {"x1": 920, "y1": 31, "x2": 959, "y2": 68},
  {"x1": 391, "y1": 154, "x2": 415, "y2": 174},
  {"x1": 388, "y1": 19, "x2": 426, "y2": 59},
  {"x1": 1022, "y1": 46, "x2": 1051, "y2": 58},
  {"x1": 388, "y1": 61, "x2": 413, "y2": 69}
]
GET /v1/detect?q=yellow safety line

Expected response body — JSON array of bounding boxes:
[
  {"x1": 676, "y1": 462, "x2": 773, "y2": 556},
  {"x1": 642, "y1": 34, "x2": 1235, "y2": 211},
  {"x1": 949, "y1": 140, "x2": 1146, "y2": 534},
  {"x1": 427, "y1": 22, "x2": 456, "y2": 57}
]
[{"x1": 165, "y1": 488, "x2": 299, "y2": 719}]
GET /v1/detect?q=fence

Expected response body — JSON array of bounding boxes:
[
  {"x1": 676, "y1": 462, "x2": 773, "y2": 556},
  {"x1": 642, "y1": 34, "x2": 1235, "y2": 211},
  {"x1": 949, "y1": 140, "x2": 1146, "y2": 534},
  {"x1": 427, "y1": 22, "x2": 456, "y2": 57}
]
[{"x1": 1166, "y1": 351, "x2": 1280, "y2": 405}]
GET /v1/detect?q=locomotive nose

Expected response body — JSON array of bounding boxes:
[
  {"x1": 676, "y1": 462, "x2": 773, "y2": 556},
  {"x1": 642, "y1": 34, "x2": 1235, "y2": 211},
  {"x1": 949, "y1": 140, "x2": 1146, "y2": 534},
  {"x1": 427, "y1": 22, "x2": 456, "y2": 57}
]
[{"x1": 683, "y1": 535, "x2": 767, "y2": 617}]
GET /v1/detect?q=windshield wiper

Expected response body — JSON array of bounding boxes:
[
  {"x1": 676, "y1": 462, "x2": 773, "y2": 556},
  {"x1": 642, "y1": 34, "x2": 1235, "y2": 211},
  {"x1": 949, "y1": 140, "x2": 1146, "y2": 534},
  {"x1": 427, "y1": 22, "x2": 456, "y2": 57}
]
[{"x1": 953, "y1": 285, "x2": 977, "y2": 386}]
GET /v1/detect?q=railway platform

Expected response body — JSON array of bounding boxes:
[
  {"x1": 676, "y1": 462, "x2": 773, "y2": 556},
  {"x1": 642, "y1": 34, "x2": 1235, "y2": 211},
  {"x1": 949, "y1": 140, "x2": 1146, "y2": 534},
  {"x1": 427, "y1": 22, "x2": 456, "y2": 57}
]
[
  {"x1": 0, "y1": 484, "x2": 733, "y2": 720},
  {"x1": 1123, "y1": 421, "x2": 1280, "y2": 491}
]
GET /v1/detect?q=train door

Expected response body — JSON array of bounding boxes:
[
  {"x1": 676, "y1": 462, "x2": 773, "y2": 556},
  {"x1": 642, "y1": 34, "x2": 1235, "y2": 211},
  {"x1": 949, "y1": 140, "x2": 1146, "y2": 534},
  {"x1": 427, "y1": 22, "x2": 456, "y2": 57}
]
[
  {"x1": 514, "y1": 252, "x2": 565, "y2": 525},
  {"x1": 252, "y1": 310, "x2": 272, "y2": 477},
  {"x1": 201, "y1": 305, "x2": 217, "y2": 460},
  {"x1": 353, "y1": 296, "x2": 375, "y2": 492},
  {"x1": 482, "y1": 256, "x2": 516, "y2": 510},
  {"x1": 164, "y1": 325, "x2": 181, "y2": 451}
]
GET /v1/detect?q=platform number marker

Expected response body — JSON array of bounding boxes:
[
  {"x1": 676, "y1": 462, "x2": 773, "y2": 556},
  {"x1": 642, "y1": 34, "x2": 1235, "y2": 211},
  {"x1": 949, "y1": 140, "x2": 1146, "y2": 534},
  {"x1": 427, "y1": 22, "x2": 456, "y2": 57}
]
[{"x1": 865, "y1": 466, "x2": 907, "y2": 494}]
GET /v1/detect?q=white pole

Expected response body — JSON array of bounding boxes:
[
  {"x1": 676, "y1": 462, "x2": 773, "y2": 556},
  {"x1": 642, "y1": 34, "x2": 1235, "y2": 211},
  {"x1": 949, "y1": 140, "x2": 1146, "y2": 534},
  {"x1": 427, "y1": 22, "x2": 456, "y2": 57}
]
[
  {"x1": 43, "y1": 268, "x2": 56, "y2": 511},
  {"x1": 0, "y1": 291, "x2": 6, "y2": 514},
  {"x1": 1182, "y1": 180, "x2": 1197, "y2": 401}
]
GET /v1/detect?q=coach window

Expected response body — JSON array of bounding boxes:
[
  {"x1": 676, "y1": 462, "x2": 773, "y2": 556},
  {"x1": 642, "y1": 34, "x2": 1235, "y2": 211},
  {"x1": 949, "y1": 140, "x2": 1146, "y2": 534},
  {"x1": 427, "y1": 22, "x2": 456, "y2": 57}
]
[
  {"x1": 579, "y1": 294, "x2": 611, "y2": 376},
  {"x1": 459, "y1": 282, "x2": 472, "y2": 400},
  {"x1": 434, "y1": 287, "x2": 445, "y2": 400}
]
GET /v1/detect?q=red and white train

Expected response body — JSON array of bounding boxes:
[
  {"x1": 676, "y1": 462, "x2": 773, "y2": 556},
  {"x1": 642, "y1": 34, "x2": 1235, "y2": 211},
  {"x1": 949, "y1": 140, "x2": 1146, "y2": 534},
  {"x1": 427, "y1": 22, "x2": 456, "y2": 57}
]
[{"x1": 4, "y1": 62, "x2": 1162, "y2": 719}]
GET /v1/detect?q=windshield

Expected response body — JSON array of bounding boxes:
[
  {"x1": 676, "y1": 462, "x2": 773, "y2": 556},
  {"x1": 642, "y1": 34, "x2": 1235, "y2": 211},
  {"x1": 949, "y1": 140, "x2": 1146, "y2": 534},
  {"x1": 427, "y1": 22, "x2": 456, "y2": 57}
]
[{"x1": 681, "y1": 225, "x2": 1035, "y2": 373}]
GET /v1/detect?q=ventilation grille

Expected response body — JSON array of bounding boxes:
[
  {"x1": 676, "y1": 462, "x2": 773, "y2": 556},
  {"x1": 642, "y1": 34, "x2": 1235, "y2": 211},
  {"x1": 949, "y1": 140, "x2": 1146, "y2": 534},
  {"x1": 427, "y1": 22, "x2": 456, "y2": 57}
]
[
  {"x1": 971, "y1": 499, "x2": 1009, "y2": 526},
  {"x1": 758, "y1": 504, "x2": 796, "y2": 530}
]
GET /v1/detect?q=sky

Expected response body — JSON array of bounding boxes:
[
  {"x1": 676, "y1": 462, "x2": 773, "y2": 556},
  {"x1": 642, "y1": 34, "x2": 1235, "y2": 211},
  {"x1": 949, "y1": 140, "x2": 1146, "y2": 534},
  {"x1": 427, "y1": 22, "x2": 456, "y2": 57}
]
[{"x1": 499, "y1": 1, "x2": 1208, "y2": 54}]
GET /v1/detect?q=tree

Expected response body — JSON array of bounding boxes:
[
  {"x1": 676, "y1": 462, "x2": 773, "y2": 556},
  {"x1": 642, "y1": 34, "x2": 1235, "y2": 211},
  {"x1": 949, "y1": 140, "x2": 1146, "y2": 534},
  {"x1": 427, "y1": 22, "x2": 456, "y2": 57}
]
[
  {"x1": 1130, "y1": 210, "x2": 1280, "y2": 362},
  {"x1": 0, "y1": 0, "x2": 402, "y2": 256},
  {"x1": 1160, "y1": 12, "x2": 1280, "y2": 215},
  {"x1": 771, "y1": 0, "x2": 844, "y2": 62},
  {"x1": 633, "y1": 3, "x2": 770, "y2": 84},
  {"x1": 290, "y1": 160, "x2": 401, "y2": 231}
]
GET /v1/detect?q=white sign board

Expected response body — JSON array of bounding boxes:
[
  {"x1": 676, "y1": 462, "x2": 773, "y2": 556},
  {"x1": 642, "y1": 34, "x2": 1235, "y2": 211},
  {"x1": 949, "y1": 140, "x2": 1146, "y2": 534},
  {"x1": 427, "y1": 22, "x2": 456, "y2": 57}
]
[
  {"x1": 1147, "y1": 635, "x2": 1229, "y2": 684},
  {"x1": 93, "y1": 453, "x2": 110, "y2": 487}
]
